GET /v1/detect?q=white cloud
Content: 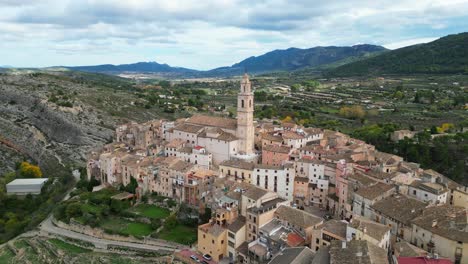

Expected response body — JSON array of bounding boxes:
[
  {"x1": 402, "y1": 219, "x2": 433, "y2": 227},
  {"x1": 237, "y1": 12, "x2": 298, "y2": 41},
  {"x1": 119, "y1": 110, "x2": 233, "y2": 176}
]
[{"x1": 0, "y1": 0, "x2": 467, "y2": 68}]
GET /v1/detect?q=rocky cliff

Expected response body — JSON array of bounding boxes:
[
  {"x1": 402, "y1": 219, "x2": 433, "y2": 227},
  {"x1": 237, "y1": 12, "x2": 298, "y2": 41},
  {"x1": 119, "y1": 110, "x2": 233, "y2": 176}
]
[{"x1": 0, "y1": 72, "x2": 117, "y2": 176}]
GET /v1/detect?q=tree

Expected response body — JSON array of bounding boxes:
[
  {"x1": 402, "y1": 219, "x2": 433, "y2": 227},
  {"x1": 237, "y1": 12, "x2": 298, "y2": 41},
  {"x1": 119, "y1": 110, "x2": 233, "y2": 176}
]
[
  {"x1": 65, "y1": 203, "x2": 82, "y2": 219},
  {"x1": 165, "y1": 214, "x2": 177, "y2": 229},
  {"x1": 200, "y1": 207, "x2": 212, "y2": 224},
  {"x1": 151, "y1": 218, "x2": 161, "y2": 230},
  {"x1": 18, "y1": 162, "x2": 43, "y2": 178},
  {"x1": 290, "y1": 84, "x2": 301, "y2": 92},
  {"x1": 123, "y1": 177, "x2": 138, "y2": 194},
  {"x1": 339, "y1": 105, "x2": 366, "y2": 120}
]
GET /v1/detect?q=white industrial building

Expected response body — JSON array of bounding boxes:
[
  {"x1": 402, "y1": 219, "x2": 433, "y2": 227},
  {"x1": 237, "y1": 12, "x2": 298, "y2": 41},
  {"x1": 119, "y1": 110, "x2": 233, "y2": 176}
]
[{"x1": 6, "y1": 178, "x2": 49, "y2": 195}]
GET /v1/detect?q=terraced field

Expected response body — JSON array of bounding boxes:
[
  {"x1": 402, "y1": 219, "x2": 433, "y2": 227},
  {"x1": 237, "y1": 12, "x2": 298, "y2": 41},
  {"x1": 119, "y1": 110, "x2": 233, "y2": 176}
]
[{"x1": 0, "y1": 236, "x2": 172, "y2": 264}]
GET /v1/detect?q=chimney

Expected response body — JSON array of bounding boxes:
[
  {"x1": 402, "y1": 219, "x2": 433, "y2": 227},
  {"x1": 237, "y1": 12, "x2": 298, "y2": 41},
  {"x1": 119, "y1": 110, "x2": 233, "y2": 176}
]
[
  {"x1": 363, "y1": 227, "x2": 367, "y2": 233},
  {"x1": 342, "y1": 241, "x2": 347, "y2": 249},
  {"x1": 432, "y1": 220, "x2": 437, "y2": 227}
]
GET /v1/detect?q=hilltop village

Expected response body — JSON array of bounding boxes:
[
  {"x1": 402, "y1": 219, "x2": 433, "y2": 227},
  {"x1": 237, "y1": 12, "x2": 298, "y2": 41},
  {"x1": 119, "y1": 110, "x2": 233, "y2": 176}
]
[{"x1": 87, "y1": 74, "x2": 468, "y2": 264}]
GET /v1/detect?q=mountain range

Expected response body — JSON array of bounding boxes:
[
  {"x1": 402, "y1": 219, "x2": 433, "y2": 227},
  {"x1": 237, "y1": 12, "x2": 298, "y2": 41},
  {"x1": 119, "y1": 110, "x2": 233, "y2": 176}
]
[
  {"x1": 329, "y1": 32, "x2": 468, "y2": 76},
  {"x1": 5, "y1": 32, "x2": 468, "y2": 77},
  {"x1": 64, "y1": 44, "x2": 387, "y2": 77}
]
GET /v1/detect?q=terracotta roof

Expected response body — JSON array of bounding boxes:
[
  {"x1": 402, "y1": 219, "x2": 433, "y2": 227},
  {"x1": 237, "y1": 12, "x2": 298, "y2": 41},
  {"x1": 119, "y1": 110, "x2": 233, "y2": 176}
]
[
  {"x1": 275, "y1": 205, "x2": 323, "y2": 229},
  {"x1": 169, "y1": 159, "x2": 194, "y2": 172},
  {"x1": 243, "y1": 186, "x2": 268, "y2": 200},
  {"x1": 199, "y1": 223, "x2": 226, "y2": 237},
  {"x1": 412, "y1": 205, "x2": 468, "y2": 242},
  {"x1": 282, "y1": 131, "x2": 305, "y2": 140},
  {"x1": 318, "y1": 219, "x2": 347, "y2": 239},
  {"x1": 173, "y1": 123, "x2": 204, "y2": 134},
  {"x1": 394, "y1": 241, "x2": 427, "y2": 257},
  {"x1": 372, "y1": 195, "x2": 427, "y2": 225},
  {"x1": 286, "y1": 232, "x2": 306, "y2": 247},
  {"x1": 329, "y1": 240, "x2": 389, "y2": 264},
  {"x1": 397, "y1": 257, "x2": 452, "y2": 264},
  {"x1": 410, "y1": 181, "x2": 448, "y2": 195},
  {"x1": 186, "y1": 114, "x2": 237, "y2": 130},
  {"x1": 262, "y1": 133, "x2": 283, "y2": 142},
  {"x1": 350, "y1": 217, "x2": 391, "y2": 242},
  {"x1": 268, "y1": 247, "x2": 315, "y2": 264},
  {"x1": 263, "y1": 144, "x2": 291, "y2": 154},
  {"x1": 166, "y1": 138, "x2": 186, "y2": 148},
  {"x1": 304, "y1": 127, "x2": 323, "y2": 135},
  {"x1": 348, "y1": 173, "x2": 377, "y2": 187},
  {"x1": 227, "y1": 216, "x2": 246, "y2": 233},
  {"x1": 199, "y1": 128, "x2": 238, "y2": 142},
  {"x1": 220, "y1": 160, "x2": 255, "y2": 170},
  {"x1": 354, "y1": 183, "x2": 395, "y2": 200}
]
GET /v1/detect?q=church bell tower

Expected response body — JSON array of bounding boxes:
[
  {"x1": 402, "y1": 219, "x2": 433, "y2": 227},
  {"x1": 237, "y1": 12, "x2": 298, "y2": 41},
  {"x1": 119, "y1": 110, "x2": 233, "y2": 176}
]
[{"x1": 237, "y1": 73, "x2": 255, "y2": 155}]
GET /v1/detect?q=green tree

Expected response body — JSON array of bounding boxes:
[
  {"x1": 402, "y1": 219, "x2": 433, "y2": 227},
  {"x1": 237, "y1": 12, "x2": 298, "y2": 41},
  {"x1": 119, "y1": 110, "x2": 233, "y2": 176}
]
[
  {"x1": 65, "y1": 203, "x2": 82, "y2": 219},
  {"x1": 165, "y1": 214, "x2": 177, "y2": 229},
  {"x1": 200, "y1": 207, "x2": 212, "y2": 224}
]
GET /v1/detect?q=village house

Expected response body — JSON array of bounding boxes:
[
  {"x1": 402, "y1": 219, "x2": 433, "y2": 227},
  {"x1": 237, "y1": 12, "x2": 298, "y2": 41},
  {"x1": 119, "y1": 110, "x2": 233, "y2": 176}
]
[
  {"x1": 184, "y1": 168, "x2": 216, "y2": 206},
  {"x1": 311, "y1": 219, "x2": 347, "y2": 253},
  {"x1": 261, "y1": 144, "x2": 292, "y2": 166},
  {"x1": 198, "y1": 221, "x2": 228, "y2": 262},
  {"x1": 411, "y1": 205, "x2": 467, "y2": 264},
  {"x1": 352, "y1": 182, "x2": 396, "y2": 218},
  {"x1": 226, "y1": 216, "x2": 246, "y2": 262},
  {"x1": 408, "y1": 180, "x2": 449, "y2": 205},
  {"x1": 245, "y1": 193, "x2": 288, "y2": 242},
  {"x1": 329, "y1": 240, "x2": 389, "y2": 264},
  {"x1": 452, "y1": 187, "x2": 468, "y2": 209},
  {"x1": 219, "y1": 159, "x2": 255, "y2": 183},
  {"x1": 371, "y1": 194, "x2": 427, "y2": 242},
  {"x1": 253, "y1": 163, "x2": 296, "y2": 200},
  {"x1": 346, "y1": 217, "x2": 391, "y2": 251}
]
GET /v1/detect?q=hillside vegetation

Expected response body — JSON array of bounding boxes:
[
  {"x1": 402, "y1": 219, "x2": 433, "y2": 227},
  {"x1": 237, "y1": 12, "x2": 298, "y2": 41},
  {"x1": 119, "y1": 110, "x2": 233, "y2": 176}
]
[{"x1": 329, "y1": 32, "x2": 468, "y2": 76}]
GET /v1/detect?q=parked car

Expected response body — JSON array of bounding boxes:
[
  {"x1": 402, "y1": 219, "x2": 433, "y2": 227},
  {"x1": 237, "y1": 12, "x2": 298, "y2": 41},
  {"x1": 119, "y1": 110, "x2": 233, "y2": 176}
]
[
  {"x1": 190, "y1": 255, "x2": 200, "y2": 262},
  {"x1": 203, "y1": 254, "x2": 212, "y2": 261},
  {"x1": 201, "y1": 261, "x2": 209, "y2": 264},
  {"x1": 324, "y1": 214, "x2": 333, "y2": 220}
]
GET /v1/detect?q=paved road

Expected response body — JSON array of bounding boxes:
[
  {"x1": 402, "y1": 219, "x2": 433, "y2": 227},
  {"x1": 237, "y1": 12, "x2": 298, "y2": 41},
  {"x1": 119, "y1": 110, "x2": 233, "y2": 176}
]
[{"x1": 39, "y1": 216, "x2": 182, "y2": 252}]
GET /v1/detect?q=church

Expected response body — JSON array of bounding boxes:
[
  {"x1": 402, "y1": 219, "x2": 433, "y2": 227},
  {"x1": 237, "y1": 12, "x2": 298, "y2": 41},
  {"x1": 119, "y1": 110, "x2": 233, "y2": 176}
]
[{"x1": 164, "y1": 74, "x2": 256, "y2": 164}]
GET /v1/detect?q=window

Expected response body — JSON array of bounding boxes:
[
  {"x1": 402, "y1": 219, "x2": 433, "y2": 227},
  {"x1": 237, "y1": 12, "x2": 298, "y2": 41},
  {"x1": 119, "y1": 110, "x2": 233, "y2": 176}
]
[
  {"x1": 241, "y1": 100, "x2": 244, "y2": 108},
  {"x1": 228, "y1": 232, "x2": 235, "y2": 239},
  {"x1": 413, "y1": 190, "x2": 417, "y2": 195}
]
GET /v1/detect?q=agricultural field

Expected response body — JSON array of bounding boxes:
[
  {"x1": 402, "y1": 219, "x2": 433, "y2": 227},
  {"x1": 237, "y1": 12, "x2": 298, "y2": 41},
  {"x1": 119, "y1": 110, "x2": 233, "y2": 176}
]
[
  {"x1": 127, "y1": 204, "x2": 171, "y2": 219},
  {"x1": 53, "y1": 187, "x2": 198, "y2": 244},
  {"x1": 0, "y1": 237, "x2": 170, "y2": 264},
  {"x1": 158, "y1": 223, "x2": 198, "y2": 245}
]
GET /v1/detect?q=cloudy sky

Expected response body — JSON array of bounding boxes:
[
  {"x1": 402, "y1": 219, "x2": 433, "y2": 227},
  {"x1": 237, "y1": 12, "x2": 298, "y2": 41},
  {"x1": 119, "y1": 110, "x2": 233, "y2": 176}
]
[{"x1": 1, "y1": 0, "x2": 467, "y2": 70}]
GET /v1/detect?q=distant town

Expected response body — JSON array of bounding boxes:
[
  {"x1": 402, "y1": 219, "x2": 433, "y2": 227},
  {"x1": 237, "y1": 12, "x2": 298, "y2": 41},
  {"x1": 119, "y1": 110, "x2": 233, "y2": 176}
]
[{"x1": 81, "y1": 74, "x2": 467, "y2": 264}]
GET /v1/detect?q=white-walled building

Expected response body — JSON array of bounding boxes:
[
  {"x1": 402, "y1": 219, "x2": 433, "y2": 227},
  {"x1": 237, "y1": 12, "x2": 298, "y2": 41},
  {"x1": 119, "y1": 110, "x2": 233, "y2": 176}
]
[
  {"x1": 253, "y1": 164, "x2": 295, "y2": 200},
  {"x1": 408, "y1": 181, "x2": 448, "y2": 205},
  {"x1": 346, "y1": 217, "x2": 391, "y2": 251},
  {"x1": 411, "y1": 205, "x2": 467, "y2": 264}
]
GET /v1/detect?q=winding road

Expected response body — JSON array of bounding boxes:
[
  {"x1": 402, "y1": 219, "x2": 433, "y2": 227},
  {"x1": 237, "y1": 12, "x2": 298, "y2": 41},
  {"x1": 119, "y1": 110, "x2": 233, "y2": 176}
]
[{"x1": 39, "y1": 215, "x2": 183, "y2": 253}]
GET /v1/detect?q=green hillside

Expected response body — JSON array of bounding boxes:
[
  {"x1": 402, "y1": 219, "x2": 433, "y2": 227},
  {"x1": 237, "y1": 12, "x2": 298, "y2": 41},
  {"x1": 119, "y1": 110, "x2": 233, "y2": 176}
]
[{"x1": 329, "y1": 32, "x2": 468, "y2": 76}]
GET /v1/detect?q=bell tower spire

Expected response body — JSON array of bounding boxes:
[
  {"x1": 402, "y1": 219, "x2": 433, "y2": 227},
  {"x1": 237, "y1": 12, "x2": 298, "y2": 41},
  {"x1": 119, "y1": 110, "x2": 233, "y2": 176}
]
[{"x1": 237, "y1": 74, "x2": 254, "y2": 155}]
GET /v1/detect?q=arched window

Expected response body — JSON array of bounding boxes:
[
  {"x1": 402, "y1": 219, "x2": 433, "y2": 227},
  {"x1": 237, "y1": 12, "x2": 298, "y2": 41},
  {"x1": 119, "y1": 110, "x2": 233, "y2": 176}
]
[{"x1": 241, "y1": 99, "x2": 244, "y2": 108}]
